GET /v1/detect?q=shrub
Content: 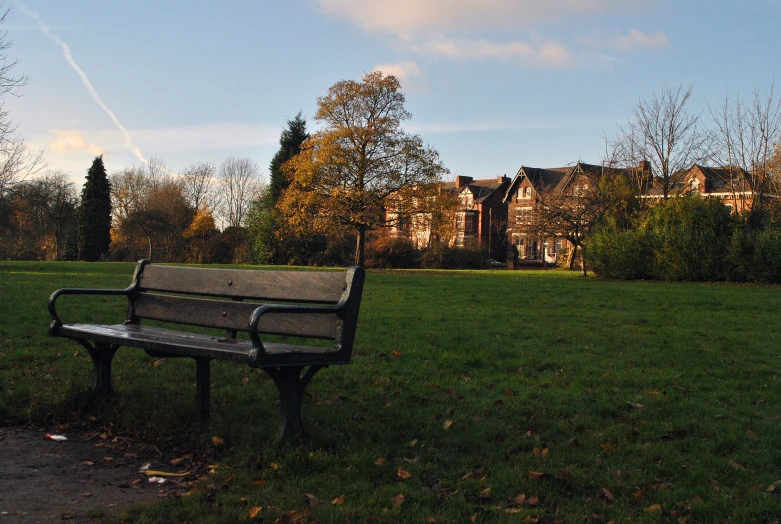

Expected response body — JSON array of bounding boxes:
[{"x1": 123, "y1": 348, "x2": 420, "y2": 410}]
[
  {"x1": 727, "y1": 225, "x2": 781, "y2": 284},
  {"x1": 420, "y1": 244, "x2": 487, "y2": 270},
  {"x1": 644, "y1": 196, "x2": 733, "y2": 281},
  {"x1": 587, "y1": 227, "x2": 654, "y2": 279},
  {"x1": 364, "y1": 235, "x2": 419, "y2": 268}
]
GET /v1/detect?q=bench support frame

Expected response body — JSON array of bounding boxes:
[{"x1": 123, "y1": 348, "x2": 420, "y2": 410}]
[{"x1": 264, "y1": 365, "x2": 324, "y2": 440}]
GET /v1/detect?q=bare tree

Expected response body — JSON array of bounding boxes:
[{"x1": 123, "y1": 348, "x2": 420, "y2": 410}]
[
  {"x1": 709, "y1": 83, "x2": 781, "y2": 210},
  {"x1": 0, "y1": 5, "x2": 45, "y2": 210},
  {"x1": 180, "y1": 161, "x2": 215, "y2": 211},
  {"x1": 39, "y1": 171, "x2": 78, "y2": 259},
  {"x1": 217, "y1": 156, "x2": 263, "y2": 229},
  {"x1": 109, "y1": 166, "x2": 149, "y2": 224},
  {"x1": 613, "y1": 83, "x2": 710, "y2": 199}
]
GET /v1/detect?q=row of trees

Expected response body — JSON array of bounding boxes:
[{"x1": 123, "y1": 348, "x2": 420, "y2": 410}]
[{"x1": 1, "y1": 154, "x2": 265, "y2": 263}]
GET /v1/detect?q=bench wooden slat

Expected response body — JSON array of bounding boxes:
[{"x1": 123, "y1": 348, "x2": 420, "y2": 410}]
[
  {"x1": 59, "y1": 324, "x2": 339, "y2": 363},
  {"x1": 137, "y1": 265, "x2": 346, "y2": 303},
  {"x1": 133, "y1": 293, "x2": 339, "y2": 339}
]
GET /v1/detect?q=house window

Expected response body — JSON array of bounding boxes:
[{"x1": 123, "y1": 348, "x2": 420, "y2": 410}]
[
  {"x1": 516, "y1": 207, "x2": 533, "y2": 224},
  {"x1": 690, "y1": 178, "x2": 700, "y2": 191},
  {"x1": 465, "y1": 213, "x2": 476, "y2": 234},
  {"x1": 518, "y1": 186, "x2": 532, "y2": 199},
  {"x1": 553, "y1": 238, "x2": 562, "y2": 254}
]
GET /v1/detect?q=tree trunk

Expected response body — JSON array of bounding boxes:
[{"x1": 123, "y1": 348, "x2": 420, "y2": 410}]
[
  {"x1": 580, "y1": 245, "x2": 587, "y2": 277},
  {"x1": 354, "y1": 227, "x2": 366, "y2": 266}
]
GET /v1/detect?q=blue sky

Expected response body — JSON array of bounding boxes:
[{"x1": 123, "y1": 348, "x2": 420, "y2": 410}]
[{"x1": 5, "y1": 0, "x2": 781, "y2": 186}]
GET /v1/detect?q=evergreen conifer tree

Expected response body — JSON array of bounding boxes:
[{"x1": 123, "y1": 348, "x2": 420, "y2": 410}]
[
  {"x1": 248, "y1": 114, "x2": 309, "y2": 264},
  {"x1": 268, "y1": 112, "x2": 308, "y2": 203},
  {"x1": 78, "y1": 155, "x2": 112, "y2": 261}
]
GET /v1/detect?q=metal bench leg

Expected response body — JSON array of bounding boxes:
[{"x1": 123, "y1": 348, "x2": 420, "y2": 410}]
[
  {"x1": 82, "y1": 341, "x2": 119, "y2": 395},
  {"x1": 195, "y1": 358, "x2": 211, "y2": 419},
  {"x1": 264, "y1": 366, "x2": 324, "y2": 441}
]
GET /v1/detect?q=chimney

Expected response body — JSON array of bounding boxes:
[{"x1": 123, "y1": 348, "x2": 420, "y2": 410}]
[
  {"x1": 497, "y1": 175, "x2": 509, "y2": 184},
  {"x1": 455, "y1": 175, "x2": 473, "y2": 188},
  {"x1": 638, "y1": 160, "x2": 651, "y2": 174}
]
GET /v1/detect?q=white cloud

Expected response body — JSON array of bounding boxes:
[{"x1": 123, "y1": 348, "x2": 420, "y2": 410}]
[
  {"x1": 49, "y1": 129, "x2": 104, "y2": 156},
  {"x1": 314, "y1": 0, "x2": 662, "y2": 70},
  {"x1": 314, "y1": 0, "x2": 636, "y2": 37},
  {"x1": 604, "y1": 29, "x2": 668, "y2": 51},
  {"x1": 404, "y1": 38, "x2": 573, "y2": 68},
  {"x1": 373, "y1": 61, "x2": 423, "y2": 82}
]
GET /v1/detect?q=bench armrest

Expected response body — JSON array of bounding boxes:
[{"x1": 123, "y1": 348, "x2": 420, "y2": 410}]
[
  {"x1": 247, "y1": 302, "x2": 343, "y2": 362},
  {"x1": 48, "y1": 287, "x2": 134, "y2": 333}
]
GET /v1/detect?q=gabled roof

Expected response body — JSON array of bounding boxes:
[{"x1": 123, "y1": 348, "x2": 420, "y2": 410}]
[
  {"x1": 460, "y1": 177, "x2": 510, "y2": 203},
  {"x1": 504, "y1": 161, "x2": 646, "y2": 203},
  {"x1": 644, "y1": 164, "x2": 755, "y2": 197},
  {"x1": 503, "y1": 164, "x2": 575, "y2": 203}
]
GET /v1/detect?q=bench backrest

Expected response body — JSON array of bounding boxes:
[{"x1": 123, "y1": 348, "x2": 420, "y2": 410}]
[{"x1": 127, "y1": 261, "x2": 364, "y2": 344}]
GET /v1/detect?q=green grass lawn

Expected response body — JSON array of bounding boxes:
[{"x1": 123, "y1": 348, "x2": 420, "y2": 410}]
[{"x1": 1, "y1": 261, "x2": 780, "y2": 522}]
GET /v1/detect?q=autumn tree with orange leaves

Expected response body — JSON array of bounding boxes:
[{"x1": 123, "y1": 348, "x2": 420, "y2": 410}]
[{"x1": 279, "y1": 72, "x2": 448, "y2": 266}]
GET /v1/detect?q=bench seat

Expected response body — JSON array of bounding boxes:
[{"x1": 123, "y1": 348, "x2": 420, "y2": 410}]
[{"x1": 59, "y1": 324, "x2": 346, "y2": 366}]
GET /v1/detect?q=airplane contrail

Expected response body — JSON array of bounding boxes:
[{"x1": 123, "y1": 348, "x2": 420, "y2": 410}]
[{"x1": 17, "y1": 3, "x2": 147, "y2": 164}]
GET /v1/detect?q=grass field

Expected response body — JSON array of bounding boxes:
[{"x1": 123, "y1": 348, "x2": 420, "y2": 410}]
[{"x1": 1, "y1": 261, "x2": 780, "y2": 522}]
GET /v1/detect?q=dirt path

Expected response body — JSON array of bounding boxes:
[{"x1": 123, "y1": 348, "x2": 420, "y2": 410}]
[{"x1": 0, "y1": 426, "x2": 194, "y2": 523}]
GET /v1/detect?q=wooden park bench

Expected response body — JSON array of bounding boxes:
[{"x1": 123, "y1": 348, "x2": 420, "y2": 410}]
[{"x1": 47, "y1": 260, "x2": 365, "y2": 440}]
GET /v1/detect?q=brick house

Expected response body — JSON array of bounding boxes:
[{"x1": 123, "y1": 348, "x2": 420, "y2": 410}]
[
  {"x1": 451, "y1": 175, "x2": 510, "y2": 258},
  {"x1": 388, "y1": 175, "x2": 510, "y2": 257},
  {"x1": 503, "y1": 161, "x2": 648, "y2": 267},
  {"x1": 643, "y1": 164, "x2": 765, "y2": 213}
]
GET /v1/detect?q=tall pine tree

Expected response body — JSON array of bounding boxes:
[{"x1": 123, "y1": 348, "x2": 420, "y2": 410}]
[
  {"x1": 268, "y1": 112, "x2": 309, "y2": 203},
  {"x1": 78, "y1": 155, "x2": 112, "y2": 261},
  {"x1": 248, "y1": 114, "x2": 308, "y2": 264}
]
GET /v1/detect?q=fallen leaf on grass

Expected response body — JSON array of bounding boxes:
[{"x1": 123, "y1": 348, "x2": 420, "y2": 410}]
[
  {"x1": 374, "y1": 457, "x2": 387, "y2": 466},
  {"x1": 332, "y1": 495, "x2": 344, "y2": 505},
  {"x1": 626, "y1": 401, "x2": 644, "y2": 409},
  {"x1": 305, "y1": 493, "x2": 319, "y2": 508},
  {"x1": 644, "y1": 504, "x2": 663, "y2": 514},
  {"x1": 728, "y1": 460, "x2": 746, "y2": 471},
  {"x1": 532, "y1": 447, "x2": 549, "y2": 457},
  {"x1": 646, "y1": 391, "x2": 661, "y2": 396},
  {"x1": 510, "y1": 493, "x2": 526, "y2": 505},
  {"x1": 599, "y1": 488, "x2": 614, "y2": 503},
  {"x1": 397, "y1": 468, "x2": 412, "y2": 480},
  {"x1": 392, "y1": 350, "x2": 402, "y2": 358},
  {"x1": 746, "y1": 429, "x2": 757, "y2": 438},
  {"x1": 251, "y1": 479, "x2": 266, "y2": 487},
  {"x1": 443, "y1": 419, "x2": 453, "y2": 430},
  {"x1": 153, "y1": 358, "x2": 167, "y2": 367},
  {"x1": 248, "y1": 506, "x2": 262, "y2": 519},
  {"x1": 82, "y1": 461, "x2": 94, "y2": 466},
  {"x1": 600, "y1": 443, "x2": 616, "y2": 452},
  {"x1": 211, "y1": 436, "x2": 225, "y2": 446},
  {"x1": 528, "y1": 471, "x2": 552, "y2": 481},
  {"x1": 143, "y1": 470, "x2": 190, "y2": 477},
  {"x1": 391, "y1": 494, "x2": 404, "y2": 507}
]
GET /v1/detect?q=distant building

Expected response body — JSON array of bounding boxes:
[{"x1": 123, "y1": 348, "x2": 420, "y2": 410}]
[{"x1": 643, "y1": 164, "x2": 769, "y2": 213}]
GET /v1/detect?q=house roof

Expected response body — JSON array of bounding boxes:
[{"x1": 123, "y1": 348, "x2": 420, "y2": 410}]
[
  {"x1": 644, "y1": 164, "x2": 754, "y2": 197},
  {"x1": 503, "y1": 161, "x2": 649, "y2": 203},
  {"x1": 460, "y1": 177, "x2": 510, "y2": 203}
]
